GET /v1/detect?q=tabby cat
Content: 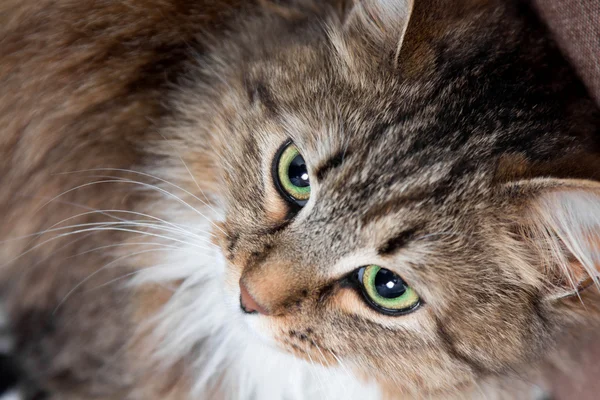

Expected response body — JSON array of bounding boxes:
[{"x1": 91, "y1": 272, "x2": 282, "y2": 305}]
[{"x1": 1, "y1": 0, "x2": 599, "y2": 399}]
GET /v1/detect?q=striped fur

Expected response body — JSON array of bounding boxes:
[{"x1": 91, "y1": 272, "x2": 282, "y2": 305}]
[{"x1": 1, "y1": 0, "x2": 599, "y2": 399}]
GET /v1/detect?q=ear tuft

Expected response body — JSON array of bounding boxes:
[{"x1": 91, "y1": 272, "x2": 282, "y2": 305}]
[
  {"x1": 350, "y1": 0, "x2": 414, "y2": 34},
  {"x1": 345, "y1": 0, "x2": 415, "y2": 62},
  {"x1": 513, "y1": 179, "x2": 600, "y2": 299}
]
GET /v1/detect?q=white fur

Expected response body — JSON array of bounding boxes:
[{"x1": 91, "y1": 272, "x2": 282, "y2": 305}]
[
  {"x1": 132, "y1": 200, "x2": 382, "y2": 400},
  {"x1": 527, "y1": 181, "x2": 600, "y2": 293}
]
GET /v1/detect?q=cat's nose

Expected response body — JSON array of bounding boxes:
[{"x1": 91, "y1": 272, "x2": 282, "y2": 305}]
[{"x1": 239, "y1": 281, "x2": 269, "y2": 315}]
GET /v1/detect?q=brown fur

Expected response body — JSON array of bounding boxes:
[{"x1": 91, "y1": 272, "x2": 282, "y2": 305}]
[
  {"x1": 0, "y1": 0, "x2": 249, "y2": 398},
  {"x1": 2, "y1": 0, "x2": 600, "y2": 399},
  {"x1": 170, "y1": 0, "x2": 600, "y2": 396}
]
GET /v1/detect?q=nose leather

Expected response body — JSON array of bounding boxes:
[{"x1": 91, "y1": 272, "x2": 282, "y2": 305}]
[{"x1": 239, "y1": 281, "x2": 269, "y2": 315}]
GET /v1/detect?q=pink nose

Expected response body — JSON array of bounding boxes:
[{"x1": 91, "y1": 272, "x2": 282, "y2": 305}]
[{"x1": 239, "y1": 281, "x2": 269, "y2": 315}]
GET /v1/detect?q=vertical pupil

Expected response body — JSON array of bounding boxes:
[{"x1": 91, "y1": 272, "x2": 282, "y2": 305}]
[
  {"x1": 374, "y1": 269, "x2": 406, "y2": 299},
  {"x1": 288, "y1": 155, "x2": 309, "y2": 188}
]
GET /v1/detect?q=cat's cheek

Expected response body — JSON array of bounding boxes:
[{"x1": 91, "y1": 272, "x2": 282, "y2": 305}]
[{"x1": 334, "y1": 288, "x2": 427, "y2": 330}]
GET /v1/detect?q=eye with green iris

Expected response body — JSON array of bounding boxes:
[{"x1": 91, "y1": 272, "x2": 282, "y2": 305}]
[
  {"x1": 273, "y1": 141, "x2": 310, "y2": 206},
  {"x1": 357, "y1": 265, "x2": 421, "y2": 315}
]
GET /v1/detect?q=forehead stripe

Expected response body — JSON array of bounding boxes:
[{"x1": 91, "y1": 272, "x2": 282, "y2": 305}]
[
  {"x1": 247, "y1": 80, "x2": 278, "y2": 115},
  {"x1": 360, "y1": 189, "x2": 430, "y2": 223},
  {"x1": 315, "y1": 149, "x2": 351, "y2": 181},
  {"x1": 378, "y1": 227, "x2": 418, "y2": 256}
]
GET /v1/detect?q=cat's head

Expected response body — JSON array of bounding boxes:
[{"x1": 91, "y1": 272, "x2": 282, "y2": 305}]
[{"x1": 168, "y1": 0, "x2": 600, "y2": 395}]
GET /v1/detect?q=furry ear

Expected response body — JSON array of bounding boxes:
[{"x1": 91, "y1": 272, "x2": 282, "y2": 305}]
[
  {"x1": 508, "y1": 179, "x2": 600, "y2": 299},
  {"x1": 345, "y1": 0, "x2": 415, "y2": 60}
]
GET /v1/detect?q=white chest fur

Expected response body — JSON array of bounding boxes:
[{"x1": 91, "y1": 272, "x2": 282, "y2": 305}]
[{"x1": 131, "y1": 205, "x2": 382, "y2": 400}]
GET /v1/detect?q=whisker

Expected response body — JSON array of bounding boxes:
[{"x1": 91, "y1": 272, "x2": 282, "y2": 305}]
[
  {"x1": 87, "y1": 173, "x2": 227, "y2": 236},
  {"x1": 9, "y1": 197, "x2": 207, "y2": 241},
  {"x1": 1, "y1": 220, "x2": 209, "y2": 245},
  {"x1": 313, "y1": 343, "x2": 337, "y2": 400},
  {"x1": 18, "y1": 233, "x2": 100, "y2": 287},
  {"x1": 177, "y1": 158, "x2": 215, "y2": 206},
  {"x1": 53, "y1": 247, "x2": 190, "y2": 314},
  {"x1": 313, "y1": 343, "x2": 329, "y2": 367},
  {"x1": 2, "y1": 226, "x2": 209, "y2": 269},
  {"x1": 82, "y1": 263, "x2": 177, "y2": 293},
  {"x1": 54, "y1": 169, "x2": 228, "y2": 236},
  {"x1": 64, "y1": 241, "x2": 185, "y2": 260},
  {"x1": 305, "y1": 350, "x2": 328, "y2": 397},
  {"x1": 326, "y1": 348, "x2": 354, "y2": 381},
  {"x1": 2, "y1": 197, "x2": 155, "y2": 248},
  {"x1": 50, "y1": 209, "x2": 207, "y2": 237},
  {"x1": 154, "y1": 132, "x2": 221, "y2": 212},
  {"x1": 84, "y1": 172, "x2": 220, "y2": 213},
  {"x1": 34, "y1": 178, "x2": 227, "y2": 237},
  {"x1": 327, "y1": 349, "x2": 358, "y2": 399}
]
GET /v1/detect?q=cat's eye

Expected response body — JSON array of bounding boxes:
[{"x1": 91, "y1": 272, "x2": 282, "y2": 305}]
[
  {"x1": 273, "y1": 141, "x2": 310, "y2": 206},
  {"x1": 357, "y1": 265, "x2": 420, "y2": 315}
]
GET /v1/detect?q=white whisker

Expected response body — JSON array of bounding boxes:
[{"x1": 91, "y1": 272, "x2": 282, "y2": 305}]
[
  {"x1": 305, "y1": 350, "x2": 328, "y2": 397},
  {"x1": 83, "y1": 263, "x2": 177, "y2": 293},
  {"x1": 53, "y1": 247, "x2": 190, "y2": 314},
  {"x1": 5, "y1": 221, "x2": 160, "y2": 242},
  {"x1": 2, "y1": 226, "x2": 210, "y2": 269},
  {"x1": 28, "y1": 232, "x2": 97, "y2": 266},
  {"x1": 64, "y1": 241, "x2": 185, "y2": 260},
  {"x1": 34, "y1": 178, "x2": 227, "y2": 236},
  {"x1": 313, "y1": 344, "x2": 336, "y2": 400},
  {"x1": 326, "y1": 349, "x2": 353, "y2": 382},
  {"x1": 1, "y1": 220, "x2": 208, "y2": 245},
  {"x1": 49, "y1": 209, "x2": 206, "y2": 237},
  {"x1": 53, "y1": 169, "x2": 228, "y2": 236},
  {"x1": 154, "y1": 131, "x2": 221, "y2": 213},
  {"x1": 8, "y1": 197, "x2": 208, "y2": 243}
]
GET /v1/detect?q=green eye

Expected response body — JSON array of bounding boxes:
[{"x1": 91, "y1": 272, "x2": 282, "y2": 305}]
[
  {"x1": 358, "y1": 265, "x2": 420, "y2": 315},
  {"x1": 273, "y1": 142, "x2": 310, "y2": 205}
]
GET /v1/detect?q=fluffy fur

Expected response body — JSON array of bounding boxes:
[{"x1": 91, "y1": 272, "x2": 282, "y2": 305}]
[{"x1": 1, "y1": 0, "x2": 600, "y2": 399}]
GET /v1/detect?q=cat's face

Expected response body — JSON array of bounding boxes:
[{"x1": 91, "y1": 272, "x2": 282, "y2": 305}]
[{"x1": 170, "y1": 0, "x2": 600, "y2": 396}]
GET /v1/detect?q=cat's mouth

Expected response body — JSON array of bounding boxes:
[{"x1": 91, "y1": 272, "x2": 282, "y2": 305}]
[
  {"x1": 235, "y1": 292, "x2": 339, "y2": 367},
  {"x1": 229, "y1": 279, "x2": 276, "y2": 346},
  {"x1": 239, "y1": 313, "x2": 338, "y2": 367},
  {"x1": 223, "y1": 255, "x2": 335, "y2": 363}
]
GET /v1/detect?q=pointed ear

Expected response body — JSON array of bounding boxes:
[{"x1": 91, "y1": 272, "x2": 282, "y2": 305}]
[
  {"x1": 508, "y1": 179, "x2": 600, "y2": 300},
  {"x1": 345, "y1": 0, "x2": 415, "y2": 59}
]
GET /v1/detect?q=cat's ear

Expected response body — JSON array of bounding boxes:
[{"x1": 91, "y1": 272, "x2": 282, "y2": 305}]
[
  {"x1": 507, "y1": 178, "x2": 600, "y2": 300},
  {"x1": 344, "y1": 0, "x2": 415, "y2": 57}
]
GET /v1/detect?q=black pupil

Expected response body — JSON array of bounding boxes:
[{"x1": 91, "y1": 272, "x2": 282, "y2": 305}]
[
  {"x1": 288, "y1": 155, "x2": 309, "y2": 188},
  {"x1": 374, "y1": 268, "x2": 407, "y2": 299}
]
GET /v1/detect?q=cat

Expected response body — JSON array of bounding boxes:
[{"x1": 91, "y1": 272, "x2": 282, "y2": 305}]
[{"x1": 1, "y1": 0, "x2": 600, "y2": 399}]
